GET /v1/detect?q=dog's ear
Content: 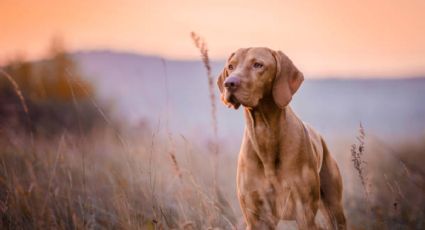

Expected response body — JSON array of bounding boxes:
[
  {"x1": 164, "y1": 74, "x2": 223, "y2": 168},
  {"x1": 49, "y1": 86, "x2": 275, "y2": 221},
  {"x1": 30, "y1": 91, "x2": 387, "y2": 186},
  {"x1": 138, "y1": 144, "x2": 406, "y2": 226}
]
[
  {"x1": 217, "y1": 68, "x2": 227, "y2": 94},
  {"x1": 217, "y1": 52, "x2": 235, "y2": 107},
  {"x1": 271, "y1": 50, "x2": 304, "y2": 108}
]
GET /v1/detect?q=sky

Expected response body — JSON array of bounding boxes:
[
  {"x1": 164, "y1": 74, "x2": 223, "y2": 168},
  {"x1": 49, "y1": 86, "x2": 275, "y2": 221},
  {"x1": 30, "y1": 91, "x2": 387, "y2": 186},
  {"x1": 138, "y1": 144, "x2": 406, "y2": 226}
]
[{"x1": 1, "y1": 0, "x2": 425, "y2": 77}]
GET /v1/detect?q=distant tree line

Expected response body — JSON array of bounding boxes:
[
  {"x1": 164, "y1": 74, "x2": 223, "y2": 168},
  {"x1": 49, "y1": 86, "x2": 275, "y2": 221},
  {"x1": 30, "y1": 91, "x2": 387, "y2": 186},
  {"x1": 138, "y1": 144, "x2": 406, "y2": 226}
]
[{"x1": 0, "y1": 37, "x2": 101, "y2": 135}]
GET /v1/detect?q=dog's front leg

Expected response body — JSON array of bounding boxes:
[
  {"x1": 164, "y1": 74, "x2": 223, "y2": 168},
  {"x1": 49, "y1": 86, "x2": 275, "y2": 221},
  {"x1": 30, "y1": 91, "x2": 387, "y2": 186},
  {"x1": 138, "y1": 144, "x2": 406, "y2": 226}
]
[
  {"x1": 294, "y1": 201, "x2": 319, "y2": 230},
  {"x1": 239, "y1": 189, "x2": 278, "y2": 230},
  {"x1": 292, "y1": 171, "x2": 321, "y2": 230}
]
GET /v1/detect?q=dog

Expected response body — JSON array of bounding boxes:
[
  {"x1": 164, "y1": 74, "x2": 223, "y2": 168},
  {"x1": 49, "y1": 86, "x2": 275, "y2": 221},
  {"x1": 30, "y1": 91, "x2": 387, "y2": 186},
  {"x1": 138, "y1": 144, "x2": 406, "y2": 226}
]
[{"x1": 217, "y1": 47, "x2": 346, "y2": 229}]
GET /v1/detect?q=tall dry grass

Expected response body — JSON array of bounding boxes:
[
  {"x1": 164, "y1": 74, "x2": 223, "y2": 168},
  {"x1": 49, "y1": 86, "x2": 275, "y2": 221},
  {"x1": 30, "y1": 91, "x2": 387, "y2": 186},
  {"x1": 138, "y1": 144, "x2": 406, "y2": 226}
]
[
  {"x1": 0, "y1": 115, "x2": 240, "y2": 229},
  {"x1": 190, "y1": 32, "x2": 223, "y2": 195},
  {"x1": 0, "y1": 68, "x2": 29, "y2": 116},
  {"x1": 190, "y1": 32, "x2": 219, "y2": 156},
  {"x1": 345, "y1": 125, "x2": 425, "y2": 229},
  {"x1": 0, "y1": 68, "x2": 33, "y2": 142},
  {"x1": 160, "y1": 58, "x2": 182, "y2": 179},
  {"x1": 1, "y1": 47, "x2": 425, "y2": 229},
  {"x1": 0, "y1": 62, "x2": 241, "y2": 229}
]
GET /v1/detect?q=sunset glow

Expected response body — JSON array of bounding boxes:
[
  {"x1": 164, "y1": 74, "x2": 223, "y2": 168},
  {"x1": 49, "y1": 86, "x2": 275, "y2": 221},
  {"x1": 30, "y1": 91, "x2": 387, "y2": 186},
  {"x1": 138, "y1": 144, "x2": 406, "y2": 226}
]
[{"x1": 1, "y1": 0, "x2": 425, "y2": 77}]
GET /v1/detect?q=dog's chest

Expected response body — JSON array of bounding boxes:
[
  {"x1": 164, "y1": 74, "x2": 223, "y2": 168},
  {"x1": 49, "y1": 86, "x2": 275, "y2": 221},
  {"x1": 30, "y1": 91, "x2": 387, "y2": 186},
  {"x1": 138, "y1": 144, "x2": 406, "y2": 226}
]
[
  {"x1": 248, "y1": 120, "x2": 281, "y2": 166},
  {"x1": 253, "y1": 123, "x2": 277, "y2": 150}
]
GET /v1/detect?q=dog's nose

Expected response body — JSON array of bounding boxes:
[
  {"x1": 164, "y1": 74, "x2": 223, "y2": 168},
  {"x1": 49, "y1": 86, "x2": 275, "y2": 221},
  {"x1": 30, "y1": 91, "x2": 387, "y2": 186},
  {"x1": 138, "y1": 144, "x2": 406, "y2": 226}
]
[{"x1": 224, "y1": 76, "x2": 240, "y2": 91}]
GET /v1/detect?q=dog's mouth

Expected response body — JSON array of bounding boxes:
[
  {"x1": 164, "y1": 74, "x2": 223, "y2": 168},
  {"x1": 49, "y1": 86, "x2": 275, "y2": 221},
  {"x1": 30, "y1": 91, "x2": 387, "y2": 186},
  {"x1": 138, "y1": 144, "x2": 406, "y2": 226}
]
[{"x1": 225, "y1": 93, "x2": 241, "y2": 109}]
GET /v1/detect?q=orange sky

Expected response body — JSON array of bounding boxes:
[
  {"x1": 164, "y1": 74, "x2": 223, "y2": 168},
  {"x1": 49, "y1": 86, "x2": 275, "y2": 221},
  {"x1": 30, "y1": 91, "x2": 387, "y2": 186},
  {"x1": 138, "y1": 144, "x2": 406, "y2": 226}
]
[{"x1": 1, "y1": 0, "x2": 425, "y2": 77}]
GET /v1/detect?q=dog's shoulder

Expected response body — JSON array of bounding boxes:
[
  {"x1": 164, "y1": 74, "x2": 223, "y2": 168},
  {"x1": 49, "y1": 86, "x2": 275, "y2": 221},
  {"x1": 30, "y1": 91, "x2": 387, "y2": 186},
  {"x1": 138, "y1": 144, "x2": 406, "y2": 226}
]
[{"x1": 302, "y1": 122, "x2": 322, "y2": 143}]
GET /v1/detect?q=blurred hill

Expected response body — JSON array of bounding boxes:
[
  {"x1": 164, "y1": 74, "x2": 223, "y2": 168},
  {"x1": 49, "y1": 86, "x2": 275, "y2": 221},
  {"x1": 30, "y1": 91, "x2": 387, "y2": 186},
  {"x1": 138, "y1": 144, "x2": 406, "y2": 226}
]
[
  {"x1": 0, "y1": 39, "x2": 99, "y2": 136},
  {"x1": 73, "y1": 50, "x2": 425, "y2": 144}
]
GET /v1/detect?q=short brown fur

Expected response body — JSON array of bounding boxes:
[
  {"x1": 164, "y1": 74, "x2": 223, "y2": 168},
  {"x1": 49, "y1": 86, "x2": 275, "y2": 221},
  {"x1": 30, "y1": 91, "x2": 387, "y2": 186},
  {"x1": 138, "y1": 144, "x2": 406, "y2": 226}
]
[{"x1": 217, "y1": 47, "x2": 346, "y2": 229}]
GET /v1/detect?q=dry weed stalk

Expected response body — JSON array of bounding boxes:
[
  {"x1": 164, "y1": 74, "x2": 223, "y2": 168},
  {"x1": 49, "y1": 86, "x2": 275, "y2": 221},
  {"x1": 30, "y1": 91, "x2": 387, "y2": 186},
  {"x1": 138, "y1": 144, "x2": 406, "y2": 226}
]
[
  {"x1": 161, "y1": 58, "x2": 182, "y2": 179},
  {"x1": 0, "y1": 68, "x2": 29, "y2": 115},
  {"x1": 351, "y1": 123, "x2": 369, "y2": 198},
  {"x1": 0, "y1": 68, "x2": 34, "y2": 145},
  {"x1": 66, "y1": 69, "x2": 130, "y2": 151},
  {"x1": 190, "y1": 32, "x2": 236, "y2": 228},
  {"x1": 190, "y1": 32, "x2": 219, "y2": 156},
  {"x1": 190, "y1": 32, "x2": 220, "y2": 192},
  {"x1": 351, "y1": 122, "x2": 376, "y2": 227}
]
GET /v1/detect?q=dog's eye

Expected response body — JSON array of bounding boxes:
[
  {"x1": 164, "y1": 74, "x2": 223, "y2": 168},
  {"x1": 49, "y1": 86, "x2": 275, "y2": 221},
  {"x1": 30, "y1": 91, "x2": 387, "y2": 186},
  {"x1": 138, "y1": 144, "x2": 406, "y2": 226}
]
[
  {"x1": 253, "y1": 62, "x2": 263, "y2": 69},
  {"x1": 228, "y1": 64, "x2": 234, "y2": 70}
]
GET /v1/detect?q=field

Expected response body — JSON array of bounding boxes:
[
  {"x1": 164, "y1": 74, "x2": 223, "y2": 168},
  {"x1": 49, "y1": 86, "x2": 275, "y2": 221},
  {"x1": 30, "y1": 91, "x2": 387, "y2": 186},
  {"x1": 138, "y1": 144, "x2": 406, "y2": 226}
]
[
  {"x1": 1, "y1": 122, "x2": 425, "y2": 229},
  {"x1": 1, "y1": 40, "x2": 425, "y2": 229}
]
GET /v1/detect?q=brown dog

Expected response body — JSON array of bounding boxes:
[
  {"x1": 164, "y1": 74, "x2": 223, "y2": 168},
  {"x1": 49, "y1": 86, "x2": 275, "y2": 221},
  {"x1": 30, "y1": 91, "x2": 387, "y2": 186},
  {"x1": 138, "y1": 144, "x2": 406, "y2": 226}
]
[{"x1": 217, "y1": 48, "x2": 346, "y2": 229}]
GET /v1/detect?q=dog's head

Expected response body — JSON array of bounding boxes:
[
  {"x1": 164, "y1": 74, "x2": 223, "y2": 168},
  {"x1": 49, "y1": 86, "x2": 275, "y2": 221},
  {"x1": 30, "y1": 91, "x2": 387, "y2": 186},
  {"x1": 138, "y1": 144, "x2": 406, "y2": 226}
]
[{"x1": 217, "y1": 47, "x2": 304, "y2": 109}]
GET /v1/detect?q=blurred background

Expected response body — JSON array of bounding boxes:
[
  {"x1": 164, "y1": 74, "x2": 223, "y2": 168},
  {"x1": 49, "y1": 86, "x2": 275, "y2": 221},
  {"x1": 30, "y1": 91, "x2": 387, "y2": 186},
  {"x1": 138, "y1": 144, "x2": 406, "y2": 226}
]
[{"x1": 1, "y1": 0, "x2": 424, "y2": 229}]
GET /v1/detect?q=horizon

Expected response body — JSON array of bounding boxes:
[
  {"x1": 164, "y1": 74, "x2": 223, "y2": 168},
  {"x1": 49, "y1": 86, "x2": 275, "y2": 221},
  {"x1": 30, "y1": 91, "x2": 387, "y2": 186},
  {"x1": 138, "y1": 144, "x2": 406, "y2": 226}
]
[
  {"x1": 5, "y1": 48, "x2": 425, "y2": 80},
  {"x1": 1, "y1": 0, "x2": 425, "y2": 78},
  {"x1": 76, "y1": 49, "x2": 425, "y2": 79}
]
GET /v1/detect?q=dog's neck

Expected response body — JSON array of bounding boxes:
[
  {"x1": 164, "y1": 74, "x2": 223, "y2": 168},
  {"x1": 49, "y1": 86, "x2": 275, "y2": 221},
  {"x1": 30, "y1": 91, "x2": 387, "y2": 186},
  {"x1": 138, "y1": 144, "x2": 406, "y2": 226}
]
[
  {"x1": 244, "y1": 96, "x2": 284, "y2": 131},
  {"x1": 243, "y1": 95, "x2": 304, "y2": 179},
  {"x1": 243, "y1": 95, "x2": 286, "y2": 172}
]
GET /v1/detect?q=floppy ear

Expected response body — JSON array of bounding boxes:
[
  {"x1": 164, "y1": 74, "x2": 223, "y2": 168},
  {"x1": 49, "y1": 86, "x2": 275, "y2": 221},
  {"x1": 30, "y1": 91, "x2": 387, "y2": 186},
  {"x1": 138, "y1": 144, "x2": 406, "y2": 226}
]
[
  {"x1": 217, "y1": 68, "x2": 227, "y2": 94},
  {"x1": 271, "y1": 50, "x2": 304, "y2": 108},
  {"x1": 217, "y1": 52, "x2": 235, "y2": 107}
]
